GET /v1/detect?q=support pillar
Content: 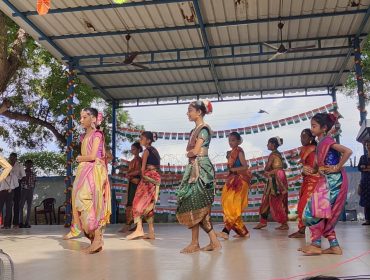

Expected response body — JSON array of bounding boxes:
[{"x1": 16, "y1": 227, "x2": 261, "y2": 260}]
[
  {"x1": 331, "y1": 88, "x2": 340, "y2": 144},
  {"x1": 64, "y1": 65, "x2": 75, "y2": 227},
  {"x1": 354, "y1": 37, "x2": 368, "y2": 127},
  {"x1": 110, "y1": 100, "x2": 118, "y2": 224}
]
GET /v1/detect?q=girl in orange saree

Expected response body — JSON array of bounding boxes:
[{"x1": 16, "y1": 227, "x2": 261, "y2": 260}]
[
  {"x1": 289, "y1": 129, "x2": 319, "y2": 238},
  {"x1": 254, "y1": 137, "x2": 289, "y2": 230},
  {"x1": 63, "y1": 108, "x2": 111, "y2": 254},
  {"x1": 218, "y1": 132, "x2": 251, "y2": 240}
]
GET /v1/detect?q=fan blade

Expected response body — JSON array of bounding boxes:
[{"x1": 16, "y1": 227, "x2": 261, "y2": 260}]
[
  {"x1": 287, "y1": 45, "x2": 316, "y2": 52},
  {"x1": 268, "y1": 52, "x2": 284, "y2": 61},
  {"x1": 124, "y1": 51, "x2": 139, "y2": 64},
  {"x1": 263, "y1": 42, "x2": 279, "y2": 51},
  {"x1": 131, "y1": 62, "x2": 149, "y2": 70}
]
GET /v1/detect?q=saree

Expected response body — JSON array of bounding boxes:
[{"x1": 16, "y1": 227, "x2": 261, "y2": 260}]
[
  {"x1": 132, "y1": 168, "x2": 161, "y2": 224},
  {"x1": 69, "y1": 131, "x2": 111, "y2": 236},
  {"x1": 296, "y1": 145, "x2": 320, "y2": 231},
  {"x1": 259, "y1": 151, "x2": 288, "y2": 224},
  {"x1": 303, "y1": 136, "x2": 348, "y2": 246},
  {"x1": 221, "y1": 147, "x2": 251, "y2": 236},
  {"x1": 176, "y1": 124, "x2": 215, "y2": 233}
]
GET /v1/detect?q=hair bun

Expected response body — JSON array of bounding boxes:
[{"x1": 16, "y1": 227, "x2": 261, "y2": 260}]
[
  {"x1": 328, "y1": 113, "x2": 337, "y2": 124},
  {"x1": 276, "y1": 136, "x2": 283, "y2": 146},
  {"x1": 152, "y1": 132, "x2": 158, "y2": 142},
  {"x1": 202, "y1": 100, "x2": 213, "y2": 114}
]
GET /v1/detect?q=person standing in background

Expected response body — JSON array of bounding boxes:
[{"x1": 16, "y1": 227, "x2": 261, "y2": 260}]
[
  {"x1": 20, "y1": 160, "x2": 37, "y2": 228},
  {"x1": 2, "y1": 153, "x2": 25, "y2": 229},
  {"x1": 358, "y1": 140, "x2": 370, "y2": 225},
  {"x1": 0, "y1": 156, "x2": 13, "y2": 228}
]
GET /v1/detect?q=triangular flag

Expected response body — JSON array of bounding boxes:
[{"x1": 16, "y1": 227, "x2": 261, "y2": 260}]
[{"x1": 37, "y1": 0, "x2": 50, "y2": 15}]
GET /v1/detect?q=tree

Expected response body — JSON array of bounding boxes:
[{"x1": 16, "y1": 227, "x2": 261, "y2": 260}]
[
  {"x1": 19, "y1": 151, "x2": 67, "y2": 176},
  {"x1": 343, "y1": 36, "x2": 370, "y2": 105},
  {"x1": 0, "y1": 12, "x2": 141, "y2": 152}
]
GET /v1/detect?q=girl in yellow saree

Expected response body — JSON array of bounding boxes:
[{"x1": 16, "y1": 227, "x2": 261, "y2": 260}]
[
  {"x1": 63, "y1": 108, "x2": 111, "y2": 254},
  {"x1": 218, "y1": 132, "x2": 252, "y2": 240}
]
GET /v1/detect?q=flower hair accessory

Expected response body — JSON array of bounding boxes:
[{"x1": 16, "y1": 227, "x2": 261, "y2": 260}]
[
  {"x1": 275, "y1": 136, "x2": 283, "y2": 146},
  {"x1": 96, "y1": 112, "x2": 104, "y2": 126},
  {"x1": 202, "y1": 99, "x2": 213, "y2": 114}
]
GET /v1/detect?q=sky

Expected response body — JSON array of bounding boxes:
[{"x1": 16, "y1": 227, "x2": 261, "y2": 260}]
[
  {"x1": 1, "y1": 92, "x2": 368, "y2": 167},
  {"x1": 120, "y1": 93, "x2": 368, "y2": 166}
]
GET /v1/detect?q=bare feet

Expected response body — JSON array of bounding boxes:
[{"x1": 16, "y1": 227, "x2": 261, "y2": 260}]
[
  {"x1": 63, "y1": 232, "x2": 77, "y2": 240},
  {"x1": 253, "y1": 223, "x2": 267, "y2": 230},
  {"x1": 126, "y1": 229, "x2": 145, "y2": 240},
  {"x1": 200, "y1": 241, "x2": 222, "y2": 252},
  {"x1": 233, "y1": 232, "x2": 250, "y2": 239},
  {"x1": 299, "y1": 244, "x2": 322, "y2": 255},
  {"x1": 83, "y1": 230, "x2": 103, "y2": 254},
  {"x1": 216, "y1": 231, "x2": 229, "y2": 240},
  {"x1": 322, "y1": 246, "x2": 342, "y2": 255},
  {"x1": 180, "y1": 243, "x2": 200, "y2": 254},
  {"x1": 275, "y1": 224, "x2": 289, "y2": 230},
  {"x1": 289, "y1": 231, "x2": 305, "y2": 238},
  {"x1": 143, "y1": 233, "x2": 155, "y2": 240}
]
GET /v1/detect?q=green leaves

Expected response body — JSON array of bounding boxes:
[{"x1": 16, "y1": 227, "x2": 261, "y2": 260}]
[{"x1": 18, "y1": 151, "x2": 74, "y2": 176}]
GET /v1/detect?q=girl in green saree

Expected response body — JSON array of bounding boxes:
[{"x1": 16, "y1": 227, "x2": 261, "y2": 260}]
[{"x1": 176, "y1": 100, "x2": 221, "y2": 254}]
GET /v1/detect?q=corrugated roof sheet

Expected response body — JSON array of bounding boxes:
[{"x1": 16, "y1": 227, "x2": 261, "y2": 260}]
[{"x1": 1, "y1": 0, "x2": 369, "y2": 104}]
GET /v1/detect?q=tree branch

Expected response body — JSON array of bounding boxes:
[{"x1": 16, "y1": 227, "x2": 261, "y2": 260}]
[
  {"x1": 0, "y1": 14, "x2": 28, "y2": 94},
  {"x1": 0, "y1": 12, "x2": 8, "y2": 63},
  {"x1": 1, "y1": 110, "x2": 66, "y2": 146}
]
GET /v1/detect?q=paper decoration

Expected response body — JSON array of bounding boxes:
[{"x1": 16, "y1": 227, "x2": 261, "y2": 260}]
[
  {"x1": 113, "y1": 0, "x2": 128, "y2": 3},
  {"x1": 37, "y1": 0, "x2": 50, "y2": 15}
]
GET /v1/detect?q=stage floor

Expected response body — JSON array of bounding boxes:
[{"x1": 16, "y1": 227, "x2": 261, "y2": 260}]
[{"x1": 0, "y1": 222, "x2": 369, "y2": 280}]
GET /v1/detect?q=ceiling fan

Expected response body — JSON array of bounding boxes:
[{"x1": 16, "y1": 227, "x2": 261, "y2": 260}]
[
  {"x1": 116, "y1": 34, "x2": 148, "y2": 69},
  {"x1": 263, "y1": 0, "x2": 316, "y2": 61}
]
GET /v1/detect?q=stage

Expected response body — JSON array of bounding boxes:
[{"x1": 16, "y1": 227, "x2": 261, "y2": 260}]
[{"x1": 0, "y1": 222, "x2": 369, "y2": 280}]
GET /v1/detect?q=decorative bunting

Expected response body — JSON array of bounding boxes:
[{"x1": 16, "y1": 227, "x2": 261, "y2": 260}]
[
  {"x1": 112, "y1": 146, "x2": 305, "y2": 220},
  {"x1": 279, "y1": 119, "x2": 287, "y2": 126},
  {"x1": 117, "y1": 103, "x2": 338, "y2": 140}
]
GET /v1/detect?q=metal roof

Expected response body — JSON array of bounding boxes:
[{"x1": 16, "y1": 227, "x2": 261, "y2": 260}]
[{"x1": 1, "y1": 0, "x2": 370, "y2": 107}]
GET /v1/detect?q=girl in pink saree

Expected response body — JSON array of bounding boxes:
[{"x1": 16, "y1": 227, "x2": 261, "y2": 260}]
[
  {"x1": 299, "y1": 113, "x2": 352, "y2": 255},
  {"x1": 63, "y1": 108, "x2": 111, "y2": 254}
]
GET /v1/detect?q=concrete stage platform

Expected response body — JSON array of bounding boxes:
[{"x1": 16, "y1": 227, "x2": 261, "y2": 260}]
[{"x1": 0, "y1": 222, "x2": 369, "y2": 280}]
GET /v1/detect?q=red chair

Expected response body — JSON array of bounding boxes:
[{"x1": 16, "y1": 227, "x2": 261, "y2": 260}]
[{"x1": 34, "y1": 198, "x2": 56, "y2": 225}]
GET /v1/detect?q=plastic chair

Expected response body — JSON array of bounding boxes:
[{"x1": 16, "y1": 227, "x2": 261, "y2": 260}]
[{"x1": 34, "y1": 198, "x2": 56, "y2": 225}]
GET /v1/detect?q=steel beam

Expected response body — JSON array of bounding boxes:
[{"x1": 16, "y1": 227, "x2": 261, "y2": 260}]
[
  {"x1": 117, "y1": 86, "x2": 334, "y2": 107},
  {"x1": 80, "y1": 53, "x2": 350, "y2": 76},
  {"x1": 68, "y1": 33, "x2": 365, "y2": 62},
  {"x1": 192, "y1": 0, "x2": 222, "y2": 97},
  {"x1": 94, "y1": 70, "x2": 349, "y2": 90},
  {"x1": 77, "y1": 45, "x2": 350, "y2": 69}
]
